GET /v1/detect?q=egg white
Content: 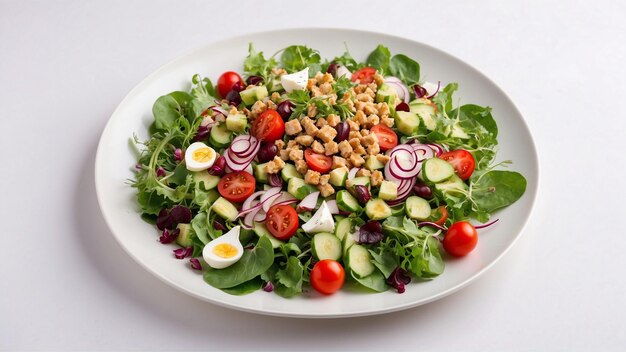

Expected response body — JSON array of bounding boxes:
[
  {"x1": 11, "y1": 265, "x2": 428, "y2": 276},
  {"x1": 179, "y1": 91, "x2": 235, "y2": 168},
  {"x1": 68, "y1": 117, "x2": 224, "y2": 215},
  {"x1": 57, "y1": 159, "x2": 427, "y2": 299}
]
[
  {"x1": 203, "y1": 226, "x2": 244, "y2": 269},
  {"x1": 185, "y1": 142, "x2": 217, "y2": 172}
]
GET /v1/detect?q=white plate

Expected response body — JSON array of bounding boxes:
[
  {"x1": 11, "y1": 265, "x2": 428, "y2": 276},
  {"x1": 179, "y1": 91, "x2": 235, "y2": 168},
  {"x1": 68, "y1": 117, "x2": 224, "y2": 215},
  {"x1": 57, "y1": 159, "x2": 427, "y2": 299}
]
[{"x1": 95, "y1": 28, "x2": 538, "y2": 318}]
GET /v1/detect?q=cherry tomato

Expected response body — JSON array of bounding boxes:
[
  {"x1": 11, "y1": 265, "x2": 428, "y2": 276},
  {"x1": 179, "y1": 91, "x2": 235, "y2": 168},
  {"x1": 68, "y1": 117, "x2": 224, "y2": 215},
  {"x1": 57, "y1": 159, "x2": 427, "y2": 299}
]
[
  {"x1": 217, "y1": 71, "x2": 244, "y2": 98},
  {"x1": 431, "y1": 206, "x2": 449, "y2": 226},
  {"x1": 439, "y1": 149, "x2": 476, "y2": 180},
  {"x1": 217, "y1": 171, "x2": 256, "y2": 203},
  {"x1": 251, "y1": 110, "x2": 285, "y2": 142},
  {"x1": 370, "y1": 124, "x2": 398, "y2": 151},
  {"x1": 351, "y1": 67, "x2": 377, "y2": 84},
  {"x1": 310, "y1": 260, "x2": 345, "y2": 295},
  {"x1": 443, "y1": 221, "x2": 478, "y2": 257},
  {"x1": 304, "y1": 148, "x2": 332, "y2": 173},
  {"x1": 265, "y1": 204, "x2": 299, "y2": 240}
]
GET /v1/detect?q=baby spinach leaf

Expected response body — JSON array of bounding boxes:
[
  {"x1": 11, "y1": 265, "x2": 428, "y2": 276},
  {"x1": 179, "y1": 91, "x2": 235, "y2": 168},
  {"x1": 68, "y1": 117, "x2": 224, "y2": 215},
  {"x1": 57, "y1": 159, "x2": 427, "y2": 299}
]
[
  {"x1": 471, "y1": 171, "x2": 527, "y2": 213},
  {"x1": 453, "y1": 104, "x2": 498, "y2": 138},
  {"x1": 221, "y1": 277, "x2": 264, "y2": 295},
  {"x1": 191, "y1": 212, "x2": 210, "y2": 244},
  {"x1": 280, "y1": 45, "x2": 321, "y2": 73},
  {"x1": 274, "y1": 256, "x2": 304, "y2": 298},
  {"x1": 366, "y1": 45, "x2": 391, "y2": 72},
  {"x1": 369, "y1": 248, "x2": 398, "y2": 279},
  {"x1": 203, "y1": 236, "x2": 274, "y2": 289},
  {"x1": 389, "y1": 54, "x2": 420, "y2": 85},
  {"x1": 351, "y1": 270, "x2": 388, "y2": 292},
  {"x1": 152, "y1": 91, "x2": 202, "y2": 130}
]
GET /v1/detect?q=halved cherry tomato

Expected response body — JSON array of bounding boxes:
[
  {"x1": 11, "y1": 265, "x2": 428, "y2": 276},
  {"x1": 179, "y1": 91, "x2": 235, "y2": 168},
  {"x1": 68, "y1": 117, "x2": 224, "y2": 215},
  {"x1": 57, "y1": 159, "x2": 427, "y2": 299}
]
[
  {"x1": 439, "y1": 149, "x2": 476, "y2": 180},
  {"x1": 443, "y1": 221, "x2": 478, "y2": 257},
  {"x1": 351, "y1": 67, "x2": 377, "y2": 84},
  {"x1": 431, "y1": 206, "x2": 449, "y2": 226},
  {"x1": 266, "y1": 204, "x2": 299, "y2": 240},
  {"x1": 251, "y1": 110, "x2": 285, "y2": 142},
  {"x1": 217, "y1": 171, "x2": 256, "y2": 203},
  {"x1": 217, "y1": 71, "x2": 244, "y2": 98},
  {"x1": 370, "y1": 124, "x2": 398, "y2": 151},
  {"x1": 304, "y1": 148, "x2": 332, "y2": 173},
  {"x1": 310, "y1": 259, "x2": 345, "y2": 295}
]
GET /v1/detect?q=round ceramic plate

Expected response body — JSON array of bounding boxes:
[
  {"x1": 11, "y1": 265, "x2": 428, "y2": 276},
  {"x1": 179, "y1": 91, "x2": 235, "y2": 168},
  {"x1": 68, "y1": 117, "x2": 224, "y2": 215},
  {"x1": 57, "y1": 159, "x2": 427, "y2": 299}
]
[{"x1": 95, "y1": 28, "x2": 538, "y2": 318}]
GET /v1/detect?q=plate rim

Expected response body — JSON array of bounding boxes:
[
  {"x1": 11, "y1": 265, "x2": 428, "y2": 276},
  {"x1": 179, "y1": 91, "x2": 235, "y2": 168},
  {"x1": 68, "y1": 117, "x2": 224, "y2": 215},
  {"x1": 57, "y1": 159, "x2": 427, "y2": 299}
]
[{"x1": 95, "y1": 27, "x2": 540, "y2": 318}]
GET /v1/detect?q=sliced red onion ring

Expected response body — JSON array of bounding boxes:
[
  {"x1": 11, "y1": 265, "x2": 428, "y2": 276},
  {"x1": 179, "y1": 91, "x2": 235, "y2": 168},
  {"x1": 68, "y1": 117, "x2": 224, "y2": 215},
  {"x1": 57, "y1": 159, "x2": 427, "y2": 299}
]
[
  {"x1": 410, "y1": 144, "x2": 435, "y2": 161},
  {"x1": 385, "y1": 76, "x2": 410, "y2": 103},
  {"x1": 418, "y1": 222, "x2": 448, "y2": 231},
  {"x1": 386, "y1": 178, "x2": 415, "y2": 205},
  {"x1": 210, "y1": 106, "x2": 228, "y2": 116},
  {"x1": 474, "y1": 218, "x2": 499, "y2": 229},
  {"x1": 241, "y1": 191, "x2": 264, "y2": 213},
  {"x1": 388, "y1": 150, "x2": 420, "y2": 179},
  {"x1": 272, "y1": 192, "x2": 297, "y2": 206},
  {"x1": 425, "y1": 81, "x2": 441, "y2": 99},
  {"x1": 348, "y1": 167, "x2": 360, "y2": 180},
  {"x1": 260, "y1": 187, "x2": 282, "y2": 212},
  {"x1": 254, "y1": 209, "x2": 268, "y2": 222},
  {"x1": 297, "y1": 191, "x2": 320, "y2": 212},
  {"x1": 425, "y1": 143, "x2": 444, "y2": 156},
  {"x1": 201, "y1": 115, "x2": 215, "y2": 127}
]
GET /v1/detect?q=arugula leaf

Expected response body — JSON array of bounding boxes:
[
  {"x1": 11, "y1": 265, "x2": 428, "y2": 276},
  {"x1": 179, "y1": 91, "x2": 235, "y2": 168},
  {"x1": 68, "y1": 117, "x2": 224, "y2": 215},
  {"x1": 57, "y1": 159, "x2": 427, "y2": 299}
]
[
  {"x1": 351, "y1": 270, "x2": 388, "y2": 292},
  {"x1": 454, "y1": 104, "x2": 498, "y2": 138},
  {"x1": 280, "y1": 45, "x2": 321, "y2": 74},
  {"x1": 190, "y1": 74, "x2": 216, "y2": 108},
  {"x1": 331, "y1": 50, "x2": 359, "y2": 71},
  {"x1": 243, "y1": 43, "x2": 277, "y2": 80},
  {"x1": 366, "y1": 45, "x2": 391, "y2": 72},
  {"x1": 221, "y1": 277, "x2": 264, "y2": 295},
  {"x1": 332, "y1": 76, "x2": 356, "y2": 97},
  {"x1": 389, "y1": 54, "x2": 420, "y2": 85},
  {"x1": 432, "y1": 83, "x2": 458, "y2": 114},
  {"x1": 136, "y1": 187, "x2": 167, "y2": 215},
  {"x1": 203, "y1": 236, "x2": 274, "y2": 289},
  {"x1": 152, "y1": 91, "x2": 202, "y2": 130},
  {"x1": 409, "y1": 236, "x2": 444, "y2": 278},
  {"x1": 274, "y1": 256, "x2": 304, "y2": 298},
  {"x1": 471, "y1": 171, "x2": 527, "y2": 213}
]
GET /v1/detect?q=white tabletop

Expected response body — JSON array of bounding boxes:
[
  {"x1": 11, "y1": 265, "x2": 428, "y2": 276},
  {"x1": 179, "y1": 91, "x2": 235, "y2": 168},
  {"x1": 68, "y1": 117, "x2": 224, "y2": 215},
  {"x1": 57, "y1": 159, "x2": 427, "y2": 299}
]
[{"x1": 2, "y1": 0, "x2": 625, "y2": 350}]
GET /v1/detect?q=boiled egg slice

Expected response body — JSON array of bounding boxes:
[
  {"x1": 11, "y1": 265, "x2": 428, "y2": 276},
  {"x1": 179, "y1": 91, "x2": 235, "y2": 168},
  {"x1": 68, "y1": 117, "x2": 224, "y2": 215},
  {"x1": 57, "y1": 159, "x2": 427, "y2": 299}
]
[
  {"x1": 280, "y1": 67, "x2": 309, "y2": 93},
  {"x1": 203, "y1": 226, "x2": 244, "y2": 269},
  {"x1": 185, "y1": 142, "x2": 217, "y2": 172}
]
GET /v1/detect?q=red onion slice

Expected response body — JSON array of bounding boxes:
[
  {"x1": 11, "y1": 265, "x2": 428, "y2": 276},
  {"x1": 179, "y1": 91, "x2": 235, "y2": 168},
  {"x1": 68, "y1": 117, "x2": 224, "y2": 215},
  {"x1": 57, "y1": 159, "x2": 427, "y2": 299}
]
[
  {"x1": 210, "y1": 106, "x2": 228, "y2": 116},
  {"x1": 254, "y1": 209, "x2": 268, "y2": 222},
  {"x1": 348, "y1": 167, "x2": 360, "y2": 180},
  {"x1": 425, "y1": 143, "x2": 445, "y2": 156},
  {"x1": 260, "y1": 187, "x2": 282, "y2": 212},
  {"x1": 241, "y1": 191, "x2": 264, "y2": 213},
  {"x1": 474, "y1": 218, "x2": 499, "y2": 229},
  {"x1": 424, "y1": 81, "x2": 441, "y2": 99},
  {"x1": 326, "y1": 200, "x2": 340, "y2": 214},
  {"x1": 384, "y1": 77, "x2": 410, "y2": 103},
  {"x1": 297, "y1": 191, "x2": 320, "y2": 212},
  {"x1": 410, "y1": 144, "x2": 435, "y2": 162}
]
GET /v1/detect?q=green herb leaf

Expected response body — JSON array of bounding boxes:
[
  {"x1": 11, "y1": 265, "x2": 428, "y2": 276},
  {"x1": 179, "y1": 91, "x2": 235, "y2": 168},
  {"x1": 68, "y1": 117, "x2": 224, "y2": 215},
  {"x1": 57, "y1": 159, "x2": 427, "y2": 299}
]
[
  {"x1": 274, "y1": 256, "x2": 304, "y2": 298},
  {"x1": 203, "y1": 236, "x2": 274, "y2": 289},
  {"x1": 389, "y1": 54, "x2": 420, "y2": 85},
  {"x1": 369, "y1": 248, "x2": 398, "y2": 279},
  {"x1": 280, "y1": 45, "x2": 321, "y2": 74},
  {"x1": 221, "y1": 277, "x2": 264, "y2": 295},
  {"x1": 471, "y1": 171, "x2": 527, "y2": 213},
  {"x1": 244, "y1": 43, "x2": 277, "y2": 80},
  {"x1": 351, "y1": 270, "x2": 388, "y2": 292},
  {"x1": 366, "y1": 45, "x2": 391, "y2": 72},
  {"x1": 152, "y1": 91, "x2": 202, "y2": 130}
]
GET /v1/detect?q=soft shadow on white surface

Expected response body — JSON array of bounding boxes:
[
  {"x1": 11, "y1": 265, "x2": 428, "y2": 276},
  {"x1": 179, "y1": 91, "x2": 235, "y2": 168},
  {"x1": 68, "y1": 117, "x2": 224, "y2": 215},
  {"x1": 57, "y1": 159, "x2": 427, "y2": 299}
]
[{"x1": 73, "y1": 140, "x2": 528, "y2": 350}]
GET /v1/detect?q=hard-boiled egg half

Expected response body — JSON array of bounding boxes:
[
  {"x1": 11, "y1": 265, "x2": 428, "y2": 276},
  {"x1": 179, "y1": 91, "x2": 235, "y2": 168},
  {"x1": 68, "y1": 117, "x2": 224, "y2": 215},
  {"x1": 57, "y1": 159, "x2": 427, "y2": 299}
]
[
  {"x1": 185, "y1": 142, "x2": 217, "y2": 172},
  {"x1": 302, "y1": 201, "x2": 335, "y2": 234},
  {"x1": 203, "y1": 226, "x2": 244, "y2": 269}
]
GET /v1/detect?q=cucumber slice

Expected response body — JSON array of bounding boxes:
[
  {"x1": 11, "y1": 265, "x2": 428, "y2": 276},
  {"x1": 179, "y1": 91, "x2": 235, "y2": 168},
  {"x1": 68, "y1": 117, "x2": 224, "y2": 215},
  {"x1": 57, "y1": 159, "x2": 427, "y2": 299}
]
[
  {"x1": 281, "y1": 163, "x2": 302, "y2": 181},
  {"x1": 287, "y1": 177, "x2": 316, "y2": 200},
  {"x1": 252, "y1": 222, "x2": 283, "y2": 248},
  {"x1": 206, "y1": 189, "x2": 220, "y2": 204},
  {"x1": 422, "y1": 158, "x2": 455, "y2": 183},
  {"x1": 212, "y1": 197, "x2": 238, "y2": 221},
  {"x1": 209, "y1": 123, "x2": 232, "y2": 149},
  {"x1": 254, "y1": 162, "x2": 269, "y2": 183},
  {"x1": 192, "y1": 171, "x2": 220, "y2": 190},
  {"x1": 405, "y1": 196, "x2": 431, "y2": 220},
  {"x1": 378, "y1": 180, "x2": 398, "y2": 201},
  {"x1": 390, "y1": 204, "x2": 405, "y2": 216},
  {"x1": 365, "y1": 199, "x2": 392, "y2": 220},
  {"x1": 336, "y1": 190, "x2": 361, "y2": 212},
  {"x1": 375, "y1": 83, "x2": 398, "y2": 105},
  {"x1": 351, "y1": 176, "x2": 371, "y2": 188},
  {"x1": 364, "y1": 156, "x2": 384, "y2": 171},
  {"x1": 335, "y1": 217, "x2": 353, "y2": 241},
  {"x1": 342, "y1": 231, "x2": 358, "y2": 255},
  {"x1": 312, "y1": 233, "x2": 342, "y2": 261},
  {"x1": 225, "y1": 113, "x2": 248, "y2": 132},
  {"x1": 434, "y1": 175, "x2": 467, "y2": 196},
  {"x1": 175, "y1": 223, "x2": 193, "y2": 247},
  {"x1": 346, "y1": 244, "x2": 375, "y2": 278},
  {"x1": 394, "y1": 111, "x2": 420, "y2": 136},
  {"x1": 329, "y1": 167, "x2": 349, "y2": 187},
  {"x1": 239, "y1": 86, "x2": 269, "y2": 105},
  {"x1": 409, "y1": 103, "x2": 437, "y2": 130}
]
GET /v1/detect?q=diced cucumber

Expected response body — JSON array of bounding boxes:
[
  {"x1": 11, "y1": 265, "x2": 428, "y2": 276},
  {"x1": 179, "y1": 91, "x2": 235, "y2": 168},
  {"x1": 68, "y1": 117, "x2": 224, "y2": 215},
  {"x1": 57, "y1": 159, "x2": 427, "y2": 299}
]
[
  {"x1": 364, "y1": 156, "x2": 385, "y2": 171},
  {"x1": 212, "y1": 197, "x2": 238, "y2": 221},
  {"x1": 269, "y1": 78, "x2": 283, "y2": 93},
  {"x1": 365, "y1": 199, "x2": 392, "y2": 220},
  {"x1": 209, "y1": 123, "x2": 232, "y2": 149},
  {"x1": 329, "y1": 167, "x2": 349, "y2": 187},
  {"x1": 287, "y1": 177, "x2": 316, "y2": 200},
  {"x1": 254, "y1": 162, "x2": 269, "y2": 183},
  {"x1": 348, "y1": 176, "x2": 370, "y2": 194},
  {"x1": 394, "y1": 111, "x2": 420, "y2": 136},
  {"x1": 346, "y1": 244, "x2": 375, "y2": 278},
  {"x1": 434, "y1": 175, "x2": 467, "y2": 196},
  {"x1": 390, "y1": 204, "x2": 405, "y2": 216},
  {"x1": 449, "y1": 121, "x2": 470, "y2": 139},
  {"x1": 422, "y1": 158, "x2": 455, "y2": 183},
  {"x1": 252, "y1": 222, "x2": 283, "y2": 248},
  {"x1": 342, "y1": 231, "x2": 358, "y2": 255},
  {"x1": 281, "y1": 163, "x2": 302, "y2": 181},
  {"x1": 409, "y1": 102, "x2": 437, "y2": 131},
  {"x1": 336, "y1": 190, "x2": 361, "y2": 212},
  {"x1": 378, "y1": 180, "x2": 398, "y2": 201},
  {"x1": 375, "y1": 83, "x2": 398, "y2": 105},
  {"x1": 192, "y1": 171, "x2": 220, "y2": 190},
  {"x1": 312, "y1": 233, "x2": 342, "y2": 261},
  {"x1": 335, "y1": 217, "x2": 353, "y2": 241},
  {"x1": 206, "y1": 189, "x2": 220, "y2": 204},
  {"x1": 225, "y1": 113, "x2": 248, "y2": 132},
  {"x1": 239, "y1": 86, "x2": 269, "y2": 105},
  {"x1": 405, "y1": 196, "x2": 432, "y2": 220},
  {"x1": 175, "y1": 223, "x2": 193, "y2": 247}
]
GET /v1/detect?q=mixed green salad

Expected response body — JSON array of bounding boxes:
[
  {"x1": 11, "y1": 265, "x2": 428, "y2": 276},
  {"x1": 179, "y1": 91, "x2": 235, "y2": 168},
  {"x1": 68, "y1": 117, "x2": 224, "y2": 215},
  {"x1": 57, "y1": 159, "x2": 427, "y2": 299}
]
[{"x1": 131, "y1": 43, "x2": 527, "y2": 297}]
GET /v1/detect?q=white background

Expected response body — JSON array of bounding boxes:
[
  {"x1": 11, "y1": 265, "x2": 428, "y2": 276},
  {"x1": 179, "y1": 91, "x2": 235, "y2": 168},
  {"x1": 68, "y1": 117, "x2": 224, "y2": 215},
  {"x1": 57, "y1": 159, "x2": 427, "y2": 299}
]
[{"x1": 1, "y1": 0, "x2": 625, "y2": 351}]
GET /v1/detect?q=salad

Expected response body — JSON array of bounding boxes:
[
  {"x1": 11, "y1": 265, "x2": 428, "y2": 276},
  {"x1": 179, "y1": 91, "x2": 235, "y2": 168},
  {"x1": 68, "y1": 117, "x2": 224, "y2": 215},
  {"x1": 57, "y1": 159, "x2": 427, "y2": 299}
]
[{"x1": 131, "y1": 44, "x2": 527, "y2": 297}]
